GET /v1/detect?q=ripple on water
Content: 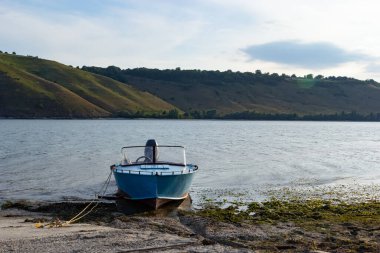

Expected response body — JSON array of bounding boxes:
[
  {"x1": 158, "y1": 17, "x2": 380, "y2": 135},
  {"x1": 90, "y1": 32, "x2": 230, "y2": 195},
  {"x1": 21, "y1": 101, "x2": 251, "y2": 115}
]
[{"x1": 0, "y1": 119, "x2": 380, "y2": 204}]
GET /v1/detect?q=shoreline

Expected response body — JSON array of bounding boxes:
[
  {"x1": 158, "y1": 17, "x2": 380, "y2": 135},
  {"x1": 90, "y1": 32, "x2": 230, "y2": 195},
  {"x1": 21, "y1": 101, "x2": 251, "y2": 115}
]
[
  {"x1": 1, "y1": 199, "x2": 379, "y2": 252},
  {"x1": 2, "y1": 117, "x2": 380, "y2": 123}
]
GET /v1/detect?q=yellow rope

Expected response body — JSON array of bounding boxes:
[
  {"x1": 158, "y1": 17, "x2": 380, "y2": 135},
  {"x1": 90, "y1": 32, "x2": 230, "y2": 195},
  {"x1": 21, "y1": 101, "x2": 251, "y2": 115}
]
[{"x1": 35, "y1": 171, "x2": 112, "y2": 228}]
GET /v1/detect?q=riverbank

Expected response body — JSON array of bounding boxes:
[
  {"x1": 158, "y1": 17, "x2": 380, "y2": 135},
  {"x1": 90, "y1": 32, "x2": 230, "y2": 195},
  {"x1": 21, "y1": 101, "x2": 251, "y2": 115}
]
[{"x1": 1, "y1": 200, "x2": 379, "y2": 252}]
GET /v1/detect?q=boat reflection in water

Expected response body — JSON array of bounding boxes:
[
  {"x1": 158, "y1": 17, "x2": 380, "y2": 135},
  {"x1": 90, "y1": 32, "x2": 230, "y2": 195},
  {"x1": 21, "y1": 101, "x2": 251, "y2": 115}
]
[{"x1": 109, "y1": 139, "x2": 198, "y2": 210}]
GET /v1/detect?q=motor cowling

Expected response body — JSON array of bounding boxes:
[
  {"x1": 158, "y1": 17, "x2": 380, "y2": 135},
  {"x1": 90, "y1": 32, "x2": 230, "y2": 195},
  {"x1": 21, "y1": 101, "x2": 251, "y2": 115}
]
[{"x1": 145, "y1": 139, "x2": 158, "y2": 163}]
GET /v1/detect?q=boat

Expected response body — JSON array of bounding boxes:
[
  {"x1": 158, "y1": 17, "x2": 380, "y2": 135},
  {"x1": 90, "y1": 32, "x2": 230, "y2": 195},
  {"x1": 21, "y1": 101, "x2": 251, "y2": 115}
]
[{"x1": 110, "y1": 139, "x2": 198, "y2": 209}]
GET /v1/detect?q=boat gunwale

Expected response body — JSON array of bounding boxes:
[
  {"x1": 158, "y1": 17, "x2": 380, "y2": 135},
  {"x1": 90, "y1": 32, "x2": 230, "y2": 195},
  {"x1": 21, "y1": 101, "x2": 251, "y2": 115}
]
[
  {"x1": 113, "y1": 164, "x2": 198, "y2": 176},
  {"x1": 121, "y1": 145, "x2": 185, "y2": 149},
  {"x1": 118, "y1": 162, "x2": 189, "y2": 167}
]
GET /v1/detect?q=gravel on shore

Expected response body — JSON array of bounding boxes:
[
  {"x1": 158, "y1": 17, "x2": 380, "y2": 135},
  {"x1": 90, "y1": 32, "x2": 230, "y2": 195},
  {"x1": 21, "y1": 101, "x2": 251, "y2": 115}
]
[
  {"x1": 0, "y1": 202, "x2": 249, "y2": 253},
  {"x1": 1, "y1": 200, "x2": 379, "y2": 252}
]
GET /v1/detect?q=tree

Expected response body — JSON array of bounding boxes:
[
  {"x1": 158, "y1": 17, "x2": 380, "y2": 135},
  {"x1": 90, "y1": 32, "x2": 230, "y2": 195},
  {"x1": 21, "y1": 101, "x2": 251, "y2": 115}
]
[
  {"x1": 190, "y1": 110, "x2": 202, "y2": 119},
  {"x1": 12, "y1": 51, "x2": 16, "y2": 55},
  {"x1": 365, "y1": 79, "x2": 376, "y2": 84},
  {"x1": 315, "y1": 74, "x2": 324, "y2": 79},
  {"x1": 270, "y1": 73, "x2": 279, "y2": 78},
  {"x1": 205, "y1": 110, "x2": 217, "y2": 118},
  {"x1": 305, "y1": 74, "x2": 313, "y2": 79},
  {"x1": 167, "y1": 109, "x2": 180, "y2": 119}
]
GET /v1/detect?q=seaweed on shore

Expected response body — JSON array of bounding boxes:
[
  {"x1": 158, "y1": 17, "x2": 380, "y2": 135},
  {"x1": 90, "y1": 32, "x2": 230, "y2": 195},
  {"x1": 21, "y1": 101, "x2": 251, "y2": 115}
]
[
  {"x1": 188, "y1": 199, "x2": 380, "y2": 251},
  {"x1": 1, "y1": 200, "x2": 33, "y2": 210},
  {"x1": 194, "y1": 198, "x2": 380, "y2": 225},
  {"x1": 2, "y1": 199, "x2": 380, "y2": 252},
  {"x1": 1, "y1": 200, "x2": 118, "y2": 223}
]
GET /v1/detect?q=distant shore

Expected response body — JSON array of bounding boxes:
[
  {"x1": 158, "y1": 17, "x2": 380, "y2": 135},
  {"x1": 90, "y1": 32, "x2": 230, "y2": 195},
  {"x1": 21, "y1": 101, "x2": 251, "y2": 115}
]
[
  {"x1": 2, "y1": 116, "x2": 380, "y2": 122},
  {"x1": 1, "y1": 199, "x2": 379, "y2": 252}
]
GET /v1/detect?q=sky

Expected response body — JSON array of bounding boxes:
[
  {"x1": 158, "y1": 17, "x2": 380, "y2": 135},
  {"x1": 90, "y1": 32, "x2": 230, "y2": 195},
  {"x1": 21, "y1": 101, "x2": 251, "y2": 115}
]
[{"x1": 1, "y1": 0, "x2": 380, "y2": 81}]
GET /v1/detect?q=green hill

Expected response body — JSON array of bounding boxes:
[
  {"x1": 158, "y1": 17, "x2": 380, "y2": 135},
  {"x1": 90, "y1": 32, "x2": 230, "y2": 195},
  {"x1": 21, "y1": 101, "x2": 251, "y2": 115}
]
[
  {"x1": 3, "y1": 52, "x2": 380, "y2": 120},
  {"x1": 0, "y1": 54, "x2": 176, "y2": 118},
  {"x1": 83, "y1": 66, "x2": 380, "y2": 118}
]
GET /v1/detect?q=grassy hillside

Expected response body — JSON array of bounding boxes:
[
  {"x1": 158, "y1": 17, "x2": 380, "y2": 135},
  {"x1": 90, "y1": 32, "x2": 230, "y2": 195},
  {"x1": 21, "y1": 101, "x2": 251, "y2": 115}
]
[
  {"x1": 83, "y1": 66, "x2": 380, "y2": 117},
  {"x1": 0, "y1": 54, "x2": 176, "y2": 118},
  {"x1": 3, "y1": 52, "x2": 380, "y2": 119}
]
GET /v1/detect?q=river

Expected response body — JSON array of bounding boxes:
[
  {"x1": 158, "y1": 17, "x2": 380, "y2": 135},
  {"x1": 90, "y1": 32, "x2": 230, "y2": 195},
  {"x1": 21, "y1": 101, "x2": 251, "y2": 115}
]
[{"x1": 1, "y1": 119, "x2": 380, "y2": 204}]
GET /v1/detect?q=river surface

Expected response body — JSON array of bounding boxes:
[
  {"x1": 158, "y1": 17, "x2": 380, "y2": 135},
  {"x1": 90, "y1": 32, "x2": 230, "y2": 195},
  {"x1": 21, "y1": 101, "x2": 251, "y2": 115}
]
[{"x1": 1, "y1": 119, "x2": 380, "y2": 204}]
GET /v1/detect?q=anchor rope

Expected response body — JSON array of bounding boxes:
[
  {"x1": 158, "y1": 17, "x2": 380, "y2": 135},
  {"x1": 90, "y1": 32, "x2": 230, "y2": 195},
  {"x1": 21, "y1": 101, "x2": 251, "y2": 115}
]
[
  {"x1": 35, "y1": 170, "x2": 113, "y2": 228},
  {"x1": 65, "y1": 170, "x2": 112, "y2": 224}
]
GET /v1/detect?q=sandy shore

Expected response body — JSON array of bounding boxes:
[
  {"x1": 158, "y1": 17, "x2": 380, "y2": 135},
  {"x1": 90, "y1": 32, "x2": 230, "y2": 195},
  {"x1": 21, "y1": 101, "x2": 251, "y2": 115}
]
[
  {"x1": 0, "y1": 202, "x2": 249, "y2": 253},
  {"x1": 1, "y1": 200, "x2": 379, "y2": 252}
]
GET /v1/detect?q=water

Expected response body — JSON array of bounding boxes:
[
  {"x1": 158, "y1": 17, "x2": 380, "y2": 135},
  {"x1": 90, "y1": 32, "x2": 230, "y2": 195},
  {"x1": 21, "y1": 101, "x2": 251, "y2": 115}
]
[{"x1": 1, "y1": 119, "x2": 380, "y2": 204}]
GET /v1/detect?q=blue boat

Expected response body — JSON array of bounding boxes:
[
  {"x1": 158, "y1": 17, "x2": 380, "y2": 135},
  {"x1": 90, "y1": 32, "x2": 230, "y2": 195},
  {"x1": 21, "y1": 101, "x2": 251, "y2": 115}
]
[{"x1": 110, "y1": 140, "x2": 198, "y2": 209}]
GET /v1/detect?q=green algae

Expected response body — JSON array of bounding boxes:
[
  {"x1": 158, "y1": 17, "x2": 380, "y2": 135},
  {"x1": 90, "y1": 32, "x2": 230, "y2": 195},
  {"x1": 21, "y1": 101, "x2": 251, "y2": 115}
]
[
  {"x1": 189, "y1": 198, "x2": 380, "y2": 252},
  {"x1": 195, "y1": 198, "x2": 380, "y2": 225},
  {"x1": 1, "y1": 200, "x2": 118, "y2": 223},
  {"x1": 1, "y1": 200, "x2": 33, "y2": 210},
  {"x1": 2, "y1": 199, "x2": 380, "y2": 252}
]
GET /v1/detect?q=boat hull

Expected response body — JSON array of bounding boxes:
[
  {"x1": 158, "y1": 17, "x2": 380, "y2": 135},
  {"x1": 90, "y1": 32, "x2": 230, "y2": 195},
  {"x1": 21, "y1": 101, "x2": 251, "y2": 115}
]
[{"x1": 113, "y1": 171, "x2": 195, "y2": 209}]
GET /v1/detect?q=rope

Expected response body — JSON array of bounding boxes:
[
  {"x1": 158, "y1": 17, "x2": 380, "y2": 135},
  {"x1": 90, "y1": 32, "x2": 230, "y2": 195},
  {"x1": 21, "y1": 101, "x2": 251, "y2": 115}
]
[
  {"x1": 35, "y1": 170, "x2": 113, "y2": 228},
  {"x1": 64, "y1": 170, "x2": 112, "y2": 224}
]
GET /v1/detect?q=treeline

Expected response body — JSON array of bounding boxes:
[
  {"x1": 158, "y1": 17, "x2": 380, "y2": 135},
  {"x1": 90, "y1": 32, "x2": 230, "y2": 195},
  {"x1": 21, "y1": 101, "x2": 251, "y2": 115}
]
[
  {"x1": 115, "y1": 109, "x2": 181, "y2": 119},
  {"x1": 222, "y1": 111, "x2": 380, "y2": 121},
  {"x1": 82, "y1": 66, "x2": 378, "y2": 86},
  {"x1": 114, "y1": 109, "x2": 217, "y2": 119},
  {"x1": 115, "y1": 110, "x2": 380, "y2": 121}
]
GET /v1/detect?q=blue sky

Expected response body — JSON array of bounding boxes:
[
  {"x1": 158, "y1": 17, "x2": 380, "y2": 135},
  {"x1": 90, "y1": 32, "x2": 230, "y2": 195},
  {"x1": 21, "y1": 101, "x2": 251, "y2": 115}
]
[{"x1": 1, "y1": 0, "x2": 380, "y2": 80}]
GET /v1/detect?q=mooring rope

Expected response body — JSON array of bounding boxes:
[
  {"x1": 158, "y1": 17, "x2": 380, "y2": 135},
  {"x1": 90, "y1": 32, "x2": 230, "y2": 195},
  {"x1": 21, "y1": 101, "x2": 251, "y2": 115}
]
[{"x1": 35, "y1": 170, "x2": 113, "y2": 228}]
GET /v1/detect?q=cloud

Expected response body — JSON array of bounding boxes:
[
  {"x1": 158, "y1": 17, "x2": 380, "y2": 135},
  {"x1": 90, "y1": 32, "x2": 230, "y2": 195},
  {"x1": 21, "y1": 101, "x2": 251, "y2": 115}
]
[
  {"x1": 366, "y1": 62, "x2": 380, "y2": 73},
  {"x1": 242, "y1": 41, "x2": 369, "y2": 69},
  {"x1": 0, "y1": 1, "x2": 208, "y2": 67},
  {"x1": 2, "y1": 1, "x2": 380, "y2": 80}
]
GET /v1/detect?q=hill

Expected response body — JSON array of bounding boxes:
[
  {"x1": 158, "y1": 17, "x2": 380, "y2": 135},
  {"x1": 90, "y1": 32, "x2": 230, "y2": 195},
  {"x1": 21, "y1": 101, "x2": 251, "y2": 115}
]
[
  {"x1": 83, "y1": 66, "x2": 380, "y2": 118},
  {"x1": 3, "y1": 52, "x2": 380, "y2": 120},
  {"x1": 0, "y1": 53, "x2": 176, "y2": 118}
]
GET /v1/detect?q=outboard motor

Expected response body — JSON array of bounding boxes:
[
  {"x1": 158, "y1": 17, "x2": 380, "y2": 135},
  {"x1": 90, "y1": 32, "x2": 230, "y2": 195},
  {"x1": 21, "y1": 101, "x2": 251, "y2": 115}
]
[
  {"x1": 144, "y1": 139, "x2": 159, "y2": 163},
  {"x1": 145, "y1": 139, "x2": 158, "y2": 147}
]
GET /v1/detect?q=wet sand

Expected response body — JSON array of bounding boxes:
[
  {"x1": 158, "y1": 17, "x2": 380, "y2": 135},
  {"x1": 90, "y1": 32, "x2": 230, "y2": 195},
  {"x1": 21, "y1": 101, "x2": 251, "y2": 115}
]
[
  {"x1": 0, "y1": 202, "x2": 245, "y2": 253},
  {"x1": 1, "y1": 200, "x2": 379, "y2": 252}
]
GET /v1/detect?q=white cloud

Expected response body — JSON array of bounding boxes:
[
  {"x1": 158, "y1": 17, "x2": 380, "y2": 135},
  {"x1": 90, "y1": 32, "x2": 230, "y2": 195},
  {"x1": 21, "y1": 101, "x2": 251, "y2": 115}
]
[
  {"x1": 243, "y1": 41, "x2": 369, "y2": 69},
  {"x1": 366, "y1": 63, "x2": 380, "y2": 74},
  {"x1": 1, "y1": 0, "x2": 380, "y2": 80}
]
